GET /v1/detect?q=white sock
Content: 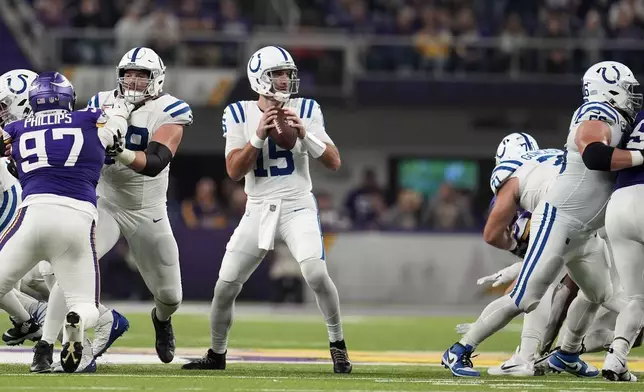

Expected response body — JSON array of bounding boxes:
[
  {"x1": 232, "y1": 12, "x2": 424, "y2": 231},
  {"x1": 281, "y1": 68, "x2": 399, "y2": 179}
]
[
  {"x1": 210, "y1": 280, "x2": 242, "y2": 354},
  {"x1": 0, "y1": 290, "x2": 31, "y2": 323},
  {"x1": 300, "y1": 259, "x2": 344, "y2": 342},
  {"x1": 460, "y1": 295, "x2": 523, "y2": 349},
  {"x1": 42, "y1": 283, "x2": 68, "y2": 344},
  {"x1": 560, "y1": 295, "x2": 600, "y2": 353}
]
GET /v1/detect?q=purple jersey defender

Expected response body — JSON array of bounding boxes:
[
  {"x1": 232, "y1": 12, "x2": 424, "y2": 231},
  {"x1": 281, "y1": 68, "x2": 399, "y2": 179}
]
[
  {"x1": 3, "y1": 108, "x2": 106, "y2": 206},
  {"x1": 615, "y1": 111, "x2": 644, "y2": 190}
]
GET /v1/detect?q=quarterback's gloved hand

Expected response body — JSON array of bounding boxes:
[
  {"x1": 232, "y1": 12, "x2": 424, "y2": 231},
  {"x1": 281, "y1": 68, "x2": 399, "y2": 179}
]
[{"x1": 477, "y1": 262, "x2": 522, "y2": 287}]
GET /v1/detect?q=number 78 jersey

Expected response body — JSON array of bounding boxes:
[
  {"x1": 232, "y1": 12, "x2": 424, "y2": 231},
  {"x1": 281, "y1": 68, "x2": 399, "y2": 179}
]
[
  {"x1": 87, "y1": 90, "x2": 193, "y2": 209},
  {"x1": 223, "y1": 98, "x2": 334, "y2": 201}
]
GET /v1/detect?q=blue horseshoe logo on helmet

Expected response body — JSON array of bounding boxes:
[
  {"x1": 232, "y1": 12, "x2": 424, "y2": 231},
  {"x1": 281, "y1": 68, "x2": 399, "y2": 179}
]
[
  {"x1": 7, "y1": 74, "x2": 29, "y2": 94},
  {"x1": 598, "y1": 65, "x2": 620, "y2": 84},
  {"x1": 249, "y1": 53, "x2": 262, "y2": 73}
]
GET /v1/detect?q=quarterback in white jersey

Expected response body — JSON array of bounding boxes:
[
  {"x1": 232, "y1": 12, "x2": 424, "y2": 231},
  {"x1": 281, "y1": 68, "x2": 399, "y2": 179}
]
[
  {"x1": 443, "y1": 63, "x2": 641, "y2": 377},
  {"x1": 39, "y1": 47, "x2": 191, "y2": 365},
  {"x1": 182, "y1": 46, "x2": 351, "y2": 374}
]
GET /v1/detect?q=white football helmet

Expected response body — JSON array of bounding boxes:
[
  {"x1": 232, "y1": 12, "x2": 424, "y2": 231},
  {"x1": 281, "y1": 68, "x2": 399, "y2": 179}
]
[
  {"x1": 495, "y1": 132, "x2": 539, "y2": 164},
  {"x1": 247, "y1": 46, "x2": 299, "y2": 102},
  {"x1": 583, "y1": 61, "x2": 642, "y2": 120},
  {"x1": 0, "y1": 69, "x2": 38, "y2": 126},
  {"x1": 116, "y1": 47, "x2": 166, "y2": 104}
]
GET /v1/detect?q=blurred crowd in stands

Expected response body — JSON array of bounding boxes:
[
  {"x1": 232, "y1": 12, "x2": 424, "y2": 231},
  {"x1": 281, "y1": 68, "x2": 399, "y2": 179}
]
[
  {"x1": 33, "y1": 0, "x2": 644, "y2": 74},
  {"x1": 175, "y1": 169, "x2": 478, "y2": 233}
]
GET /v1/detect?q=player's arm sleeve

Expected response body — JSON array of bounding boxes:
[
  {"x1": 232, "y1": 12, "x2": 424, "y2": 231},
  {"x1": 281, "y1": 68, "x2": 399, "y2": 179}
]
[
  {"x1": 306, "y1": 100, "x2": 334, "y2": 145},
  {"x1": 223, "y1": 104, "x2": 247, "y2": 158}
]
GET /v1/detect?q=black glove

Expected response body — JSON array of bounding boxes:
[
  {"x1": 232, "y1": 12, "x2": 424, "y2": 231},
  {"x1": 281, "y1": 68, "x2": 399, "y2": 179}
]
[
  {"x1": 105, "y1": 131, "x2": 124, "y2": 157},
  {"x1": 510, "y1": 236, "x2": 530, "y2": 259},
  {"x1": 6, "y1": 159, "x2": 18, "y2": 179}
]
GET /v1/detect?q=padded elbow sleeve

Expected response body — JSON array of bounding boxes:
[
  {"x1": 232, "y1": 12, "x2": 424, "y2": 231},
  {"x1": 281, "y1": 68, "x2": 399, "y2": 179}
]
[
  {"x1": 140, "y1": 142, "x2": 173, "y2": 177},
  {"x1": 582, "y1": 142, "x2": 614, "y2": 171}
]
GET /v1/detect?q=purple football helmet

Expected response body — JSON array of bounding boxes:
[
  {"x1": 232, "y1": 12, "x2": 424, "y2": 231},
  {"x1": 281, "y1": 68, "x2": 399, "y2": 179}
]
[{"x1": 28, "y1": 72, "x2": 76, "y2": 113}]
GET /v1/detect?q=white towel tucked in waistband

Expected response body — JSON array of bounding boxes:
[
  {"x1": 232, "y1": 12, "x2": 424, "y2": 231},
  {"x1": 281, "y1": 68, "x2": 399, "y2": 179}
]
[{"x1": 258, "y1": 199, "x2": 282, "y2": 250}]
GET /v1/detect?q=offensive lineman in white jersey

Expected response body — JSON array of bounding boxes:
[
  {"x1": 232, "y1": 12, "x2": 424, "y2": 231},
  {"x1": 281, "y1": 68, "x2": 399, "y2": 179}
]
[
  {"x1": 41, "y1": 47, "x2": 192, "y2": 364},
  {"x1": 182, "y1": 46, "x2": 351, "y2": 373},
  {"x1": 443, "y1": 61, "x2": 641, "y2": 378},
  {"x1": 467, "y1": 133, "x2": 633, "y2": 379}
]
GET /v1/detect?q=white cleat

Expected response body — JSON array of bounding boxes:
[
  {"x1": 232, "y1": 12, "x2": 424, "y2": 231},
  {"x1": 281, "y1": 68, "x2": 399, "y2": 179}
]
[
  {"x1": 602, "y1": 348, "x2": 637, "y2": 382},
  {"x1": 488, "y1": 346, "x2": 541, "y2": 377}
]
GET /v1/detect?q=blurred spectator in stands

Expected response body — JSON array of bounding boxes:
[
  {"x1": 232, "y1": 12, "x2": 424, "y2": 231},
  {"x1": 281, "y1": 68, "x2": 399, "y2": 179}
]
[
  {"x1": 414, "y1": 7, "x2": 452, "y2": 74},
  {"x1": 381, "y1": 189, "x2": 422, "y2": 230},
  {"x1": 609, "y1": 0, "x2": 644, "y2": 31},
  {"x1": 115, "y1": 2, "x2": 149, "y2": 59},
  {"x1": 216, "y1": 0, "x2": 249, "y2": 66},
  {"x1": 68, "y1": 0, "x2": 115, "y2": 64},
  {"x1": 176, "y1": 0, "x2": 216, "y2": 31},
  {"x1": 449, "y1": 7, "x2": 483, "y2": 73},
  {"x1": 389, "y1": 6, "x2": 419, "y2": 73},
  {"x1": 579, "y1": 9, "x2": 606, "y2": 68},
  {"x1": 217, "y1": 0, "x2": 250, "y2": 35},
  {"x1": 422, "y1": 183, "x2": 476, "y2": 230},
  {"x1": 493, "y1": 13, "x2": 526, "y2": 74},
  {"x1": 539, "y1": 12, "x2": 570, "y2": 74},
  {"x1": 144, "y1": 5, "x2": 181, "y2": 64},
  {"x1": 181, "y1": 177, "x2": 227, "y2": 229},
  {"x1": 35, "y1": 0, "x2": 69, "y2": 28},
  {"x1": 227, "y1": 186, "x2": 248, "y2": 225},
  {"x1": 176, "y1": 0, "x2": 218, "y2": 66},
  {"x1": 344, "y1": 168, "x2": 386, "y2": 229},
  {"x1": 221, "y1": 177, "x2": 241, "y2": 208},
  {"x1": 610, "y1": 4, "x2": 644, "y2": 70},
  {"x1": 269, "y1": 241, "x2": 304, "y2": 304},
  {"x1": 316, "y1": 192, "x2": 351, "y2": 232}
]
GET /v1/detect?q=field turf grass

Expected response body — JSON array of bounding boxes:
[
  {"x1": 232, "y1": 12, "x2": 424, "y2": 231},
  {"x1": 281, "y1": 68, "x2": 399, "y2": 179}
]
[{"x1": 1, "y1": 309, "x2": 643, "y2": 391}]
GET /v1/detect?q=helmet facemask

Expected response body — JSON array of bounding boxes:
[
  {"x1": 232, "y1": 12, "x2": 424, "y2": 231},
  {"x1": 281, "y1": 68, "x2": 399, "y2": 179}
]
[
  {"x1": 117, "y1": 68, "x2": 156, "y2": 104},
  {"x1": 618, "y1": 80, "x2": 643, "y2": 119},
  {"x1": 0, "y1": 95, "x2": 16, "y2": 127},
  {"x1": 262, "y1": 66, "x2": 299, "y2": 102}
]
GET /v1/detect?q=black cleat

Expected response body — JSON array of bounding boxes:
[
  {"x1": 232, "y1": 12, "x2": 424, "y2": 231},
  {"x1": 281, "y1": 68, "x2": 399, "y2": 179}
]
[
  {"x1": 330, "y1": 340, "x2": 352, "y2": 374},
  {"x1": 182, "y1": 349, "x2": 226, "y2": 370},
  {"x1": 61, "y1": 311, "x2": 83, "y2": 373},
  {"x1": 30, "y1": 340, "x2": 53, "y2": 373},
  {"x1": 3, "y1": 317, "x2": 42, "y2": 346},
  {"x1": 151, "y1": 308, "x2": 175, "y2": 363}
]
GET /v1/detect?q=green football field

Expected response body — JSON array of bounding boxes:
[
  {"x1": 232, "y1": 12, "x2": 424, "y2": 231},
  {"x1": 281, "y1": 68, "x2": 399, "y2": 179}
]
[{"x1": 1, "y1": 307, "x2": 643, "y2": 391}]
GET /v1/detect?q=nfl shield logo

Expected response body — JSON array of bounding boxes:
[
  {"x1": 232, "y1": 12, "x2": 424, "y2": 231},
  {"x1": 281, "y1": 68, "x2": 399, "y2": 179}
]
[{"x1": 270, "y1": 204, "x2": 276, "y2": 212}]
